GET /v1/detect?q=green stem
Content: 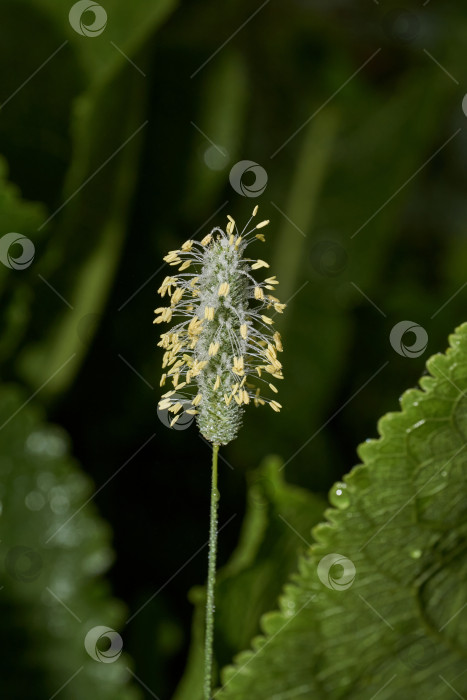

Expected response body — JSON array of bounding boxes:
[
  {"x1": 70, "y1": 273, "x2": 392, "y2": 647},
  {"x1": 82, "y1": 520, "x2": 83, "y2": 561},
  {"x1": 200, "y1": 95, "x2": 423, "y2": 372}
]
[{"x1": 204, "y1": 442, "x2": 219, "y2": 700}]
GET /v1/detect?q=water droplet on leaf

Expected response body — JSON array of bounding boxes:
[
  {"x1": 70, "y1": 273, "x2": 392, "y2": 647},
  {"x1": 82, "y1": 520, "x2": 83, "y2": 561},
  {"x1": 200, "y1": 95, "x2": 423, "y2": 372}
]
[
  {"x1": 329, "y1": 482, "x2": 349, "y2": 509},
  {"x1": 410, "y1": 549, "x2": 422, "y2": 559}
]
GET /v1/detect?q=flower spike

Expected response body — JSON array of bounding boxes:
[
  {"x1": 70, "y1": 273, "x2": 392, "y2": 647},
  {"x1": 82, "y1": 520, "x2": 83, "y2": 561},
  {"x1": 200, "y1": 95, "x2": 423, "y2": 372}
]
[{"x1": 155, "y1": 208, "x2": 285, "y2": 445}]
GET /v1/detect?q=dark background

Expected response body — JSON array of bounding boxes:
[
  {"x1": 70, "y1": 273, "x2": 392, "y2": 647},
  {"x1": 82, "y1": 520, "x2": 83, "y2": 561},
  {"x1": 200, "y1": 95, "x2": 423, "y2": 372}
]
[{"x1": 1, "y1": 0, "x2": 467, "y2": 697}]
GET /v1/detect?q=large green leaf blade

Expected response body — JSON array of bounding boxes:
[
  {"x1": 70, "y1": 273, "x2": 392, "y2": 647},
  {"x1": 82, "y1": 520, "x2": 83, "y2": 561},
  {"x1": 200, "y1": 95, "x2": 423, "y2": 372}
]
[
  {"x1": 218, "y1": 323, "x2": 467, "y2": 699},
  {"x1": 0, "y1": 384, "x2": 140, "y2": 699}
]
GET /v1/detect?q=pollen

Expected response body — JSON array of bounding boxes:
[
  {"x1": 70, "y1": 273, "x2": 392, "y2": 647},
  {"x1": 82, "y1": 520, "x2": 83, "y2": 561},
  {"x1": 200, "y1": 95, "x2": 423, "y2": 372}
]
[
  {"x1": 251, "y1": 259, "x2": 270, "y2": 270},
  {"x1": 192, "y1": 393, "x2": 202, "y2": 406},
  {"x1": 171, "y1": 288, "x2": 183, "y2": 306},
  {"x1": 158, "y1": 276, "x2": 177, "y2": 297},
  {"x1": 273, "y1": 331, "x2": 283, "y2": 352},
  {"x1": 232, "y1": 356, "x2": 244, "y2": 376},
  {"x1": 163, "y1": 251, "x2": 181, "y2": 264}
]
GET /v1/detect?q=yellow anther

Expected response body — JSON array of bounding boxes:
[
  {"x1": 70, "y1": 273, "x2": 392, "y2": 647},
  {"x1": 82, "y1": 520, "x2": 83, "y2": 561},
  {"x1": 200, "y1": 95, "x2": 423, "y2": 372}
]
[
  {"x1": 255, "y1": 220, "x2": 269, "y2": 229},
  {"x1": 232, "y1": 356, "x2": 244, "y2": 376},
  {"x1": 171, "y1": 288, "x2": 183, "y2": 306},
  {"x1": 273, "y1": 331, "x2": 283, "y2": 352},
  {"x1": 208, "y1": 342, "x2": 220, "y2": 356},
  {"x1": 234, "y1": 392, "x2": 243, "y2": 405},
  {"x1": 204, "y1": 306, "x2": 215, "y2": 320},
  {"x1": 240, "y1": 324, "x2": 247, "y2": 339},
  {"x1": 218, "y1": 282, "x2": 230, "y2": 297},
  {"x1": 251, "y1": 259, "x2": 270, "y2": 270},
  {"x1": 158, "y1": 276, "x2": 177, "y2": 297}
]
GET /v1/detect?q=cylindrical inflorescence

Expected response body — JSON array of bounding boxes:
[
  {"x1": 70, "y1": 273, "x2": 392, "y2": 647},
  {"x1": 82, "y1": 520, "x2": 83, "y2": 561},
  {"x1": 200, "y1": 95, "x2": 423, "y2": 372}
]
[{"x1": 155, "y1": 207, "x2": 285, "y2": 445}]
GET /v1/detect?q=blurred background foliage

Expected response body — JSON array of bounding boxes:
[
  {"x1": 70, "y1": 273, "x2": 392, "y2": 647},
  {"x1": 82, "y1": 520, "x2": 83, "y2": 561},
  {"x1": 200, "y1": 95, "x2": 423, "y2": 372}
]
[{"x1": 0, "y1": 0, "x2": 467, "y2": 697}]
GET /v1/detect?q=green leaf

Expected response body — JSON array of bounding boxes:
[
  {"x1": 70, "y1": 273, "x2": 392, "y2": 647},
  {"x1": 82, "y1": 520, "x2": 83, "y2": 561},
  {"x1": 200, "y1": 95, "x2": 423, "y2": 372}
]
[
  {"x1": 0, "y1": 383, "x2": 140, "y2": 699},
  {"x1": 24, "y1": 0, "x2": 177, "y2": 87},
  {"x1": 0, "y1": 158, "x2": 46, "y2": 362},
  {"x1": 217, "y1": 323, "x2": 467, "y2": 699},
  {"x1": 10, "y1": 0, "x2": 177, "y2": 396},
  {"x1": 173, "y1": 456, "x2": 326, "y2": 700}
]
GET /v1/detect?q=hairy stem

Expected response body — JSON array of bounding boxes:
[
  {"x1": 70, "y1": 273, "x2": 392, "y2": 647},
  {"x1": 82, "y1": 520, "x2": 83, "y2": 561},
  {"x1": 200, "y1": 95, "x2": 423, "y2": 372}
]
[{"x1": 204, "y1": 442, "x2": 219, "y2": 699}]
